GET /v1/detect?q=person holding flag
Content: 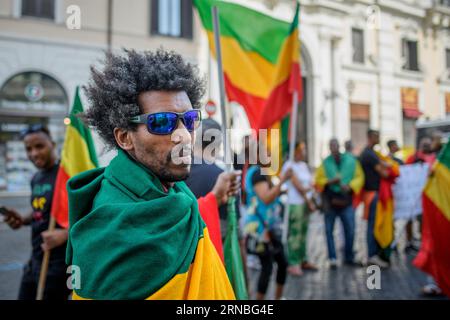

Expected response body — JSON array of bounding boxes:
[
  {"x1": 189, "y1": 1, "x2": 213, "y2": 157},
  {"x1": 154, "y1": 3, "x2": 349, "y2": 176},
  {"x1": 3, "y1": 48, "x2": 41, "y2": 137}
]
[
  {"x1": 2, "y1": 125, "x2": 70, "y2": 300},
  {"x1": 185, "y1": 118, "x2": 242, "y2": 255},
  {"x1": 360, "y1": 129, "x2": 399, "y2": 268},
  {"x1": 66, "y1": 49, "x2": 239, "y2": 300}
]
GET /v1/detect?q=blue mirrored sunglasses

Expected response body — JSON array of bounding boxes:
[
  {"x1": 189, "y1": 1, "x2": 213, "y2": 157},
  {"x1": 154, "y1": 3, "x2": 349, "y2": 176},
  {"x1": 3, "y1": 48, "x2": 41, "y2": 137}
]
[{"x1": 129, "y1": 110, "x2": 202, "y2": 135}]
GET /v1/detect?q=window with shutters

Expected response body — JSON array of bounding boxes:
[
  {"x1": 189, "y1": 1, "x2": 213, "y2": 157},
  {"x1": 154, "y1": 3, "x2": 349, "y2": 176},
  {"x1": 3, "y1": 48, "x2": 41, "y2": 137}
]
[
  {"x1": 150, "y1": 0, "x2": 193, "y2": 39},
  {"x1": 446, "y1": 48, "x2": 450, "y2": 79},
  {"x1": 402, "y1": 39, "x2": 419, "y2": 71},
  {"x1": 352, "y1": 28, "x2": 364, "y2": 64},
  {"x1": 21, "y1": 0, "x2": 55, "y2": 20}
]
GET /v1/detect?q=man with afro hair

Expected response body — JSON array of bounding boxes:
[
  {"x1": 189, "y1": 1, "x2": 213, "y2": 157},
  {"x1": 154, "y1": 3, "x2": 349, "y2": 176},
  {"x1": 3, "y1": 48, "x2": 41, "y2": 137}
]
[{"x1": 66, "y1": 49, "x2": 239, "y2": 300}]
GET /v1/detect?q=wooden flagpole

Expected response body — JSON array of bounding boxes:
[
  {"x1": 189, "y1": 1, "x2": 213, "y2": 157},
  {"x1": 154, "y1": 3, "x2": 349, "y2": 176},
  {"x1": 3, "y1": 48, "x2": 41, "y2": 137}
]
[{"x1": 36, "y1": 215, "x2": 56, "y2": 300}]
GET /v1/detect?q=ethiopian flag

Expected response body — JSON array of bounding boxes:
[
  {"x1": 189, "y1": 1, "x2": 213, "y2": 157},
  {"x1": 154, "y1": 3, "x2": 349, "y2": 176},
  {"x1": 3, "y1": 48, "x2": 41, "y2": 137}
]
[
  {"x1": 194, "y1": 0, "x2": 302, "y2": 131},
  {"x1": 223, "y1": 197, "x2": 248, "y2": 300},
  {"x1": 373, "y1": 152, "x2": 400, "y2": 249},
  {"x1": 67, "y1": 149, "x2": 235, "y2": 300},
  {"x1": 50, "y1": 87, "x2": 98, "y2": 228},
  {"x1": 414, "y1": 142, "x2": 450, "y2": 297}
]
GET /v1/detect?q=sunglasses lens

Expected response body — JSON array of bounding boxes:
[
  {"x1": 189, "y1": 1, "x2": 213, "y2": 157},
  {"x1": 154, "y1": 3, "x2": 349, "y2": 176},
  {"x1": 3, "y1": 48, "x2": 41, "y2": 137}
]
[
  {"x1": 20, "y1": 124, "x2": 45, "y2": 138},
  {"x1": 147, "y1": 113, "x2": 178, "y2": 134},
  {"x1": 183, "y1": 110, "x2": 201, "y2": 131}
]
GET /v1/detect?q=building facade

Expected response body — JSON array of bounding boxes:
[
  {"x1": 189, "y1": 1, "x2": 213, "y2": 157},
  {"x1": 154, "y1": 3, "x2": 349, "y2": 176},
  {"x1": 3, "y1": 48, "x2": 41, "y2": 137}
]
[
  {"x1": 209, "y1": 0, "x2": 450, "y2": 165},
  {"x1": 0, "y1": 0, "x2": 205, "y2": 194},
  {"x1": 1, "y1": 0, "x2": 450, "y2": 196},
  {"x1": 240, "y1": 0, "x2": 450, "y2": 163}
]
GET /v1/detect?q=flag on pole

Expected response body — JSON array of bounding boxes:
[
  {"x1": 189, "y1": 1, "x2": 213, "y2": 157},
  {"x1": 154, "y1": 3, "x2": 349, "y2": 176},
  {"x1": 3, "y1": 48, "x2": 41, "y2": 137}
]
[
  {"x1": 373, "y1": 152, "x2": 400, "y2": 249},
  {"x1": 223, "y1": 197, "x2": 248, "y2": 300},
  {"x1": 50, "y1": 86, "x2": 98, "y2": 228},
  {"x1": 194, "y1": 0, "x2": 302, "y2": 131},
  {"x1": 414, "y1": 142, "x2": 450, "y2": 297}
]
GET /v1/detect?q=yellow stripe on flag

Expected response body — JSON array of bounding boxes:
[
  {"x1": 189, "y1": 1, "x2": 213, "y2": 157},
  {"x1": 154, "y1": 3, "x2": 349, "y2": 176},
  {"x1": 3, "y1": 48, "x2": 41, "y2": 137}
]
[
  {"x1": 207, "y1": 32, "x2": 275, "y2": 98},
  {"x1": 207, "y1": 29, "x2": 300, "y2": 100},
  {"x1": 424, "y1": 162, "x2": 450, "y2": 222},
  {"x1": 71, "y1": 228, "x2": 235, "y2": 300},
  {"x1": 375, "y1": 199, "x2": 394, "y2": 249},
  {"x1": 61, "y1": 125, "x2": 96, "y2": 177}
]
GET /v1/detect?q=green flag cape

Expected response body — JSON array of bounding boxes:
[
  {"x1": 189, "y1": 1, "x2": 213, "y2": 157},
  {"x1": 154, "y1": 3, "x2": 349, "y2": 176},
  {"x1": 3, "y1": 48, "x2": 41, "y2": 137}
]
[
  {"x1": 66, "y1": 149, "x2": 204, "y2": 299},
  {"x1": 323, "y1": 153, "x2": 357, "y2": 193}
]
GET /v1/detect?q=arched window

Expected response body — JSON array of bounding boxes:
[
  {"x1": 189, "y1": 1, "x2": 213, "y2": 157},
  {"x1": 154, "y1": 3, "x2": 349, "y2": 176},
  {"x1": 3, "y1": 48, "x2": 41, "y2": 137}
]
[{"x1": 0, "y1": 72, "x2": 68, "y2": 192}]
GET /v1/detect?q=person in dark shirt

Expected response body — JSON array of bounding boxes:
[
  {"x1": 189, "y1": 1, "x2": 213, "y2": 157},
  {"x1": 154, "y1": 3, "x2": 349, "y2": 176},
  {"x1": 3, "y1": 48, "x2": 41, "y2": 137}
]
[
  {"x1": 185, "y1": 118, "x2": 241, "y2": 239},
  {"x1": 359, "y1": 129, "x2": 390, "y2": 268},
  {"x1": 2, "y1": 125, "x2": 70, "y2": 300}
]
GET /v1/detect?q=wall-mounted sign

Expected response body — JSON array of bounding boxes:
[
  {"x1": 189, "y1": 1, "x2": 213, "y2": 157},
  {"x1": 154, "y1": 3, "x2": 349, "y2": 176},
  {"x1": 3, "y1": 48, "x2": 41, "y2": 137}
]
[
  {"x1": 205, "y1": 100, "x2": 217, "y2": 117},
  {"x1": 24, "y1": 83, "x2": 44, "y2": 102},
  {"x1": 401, "y1": 87, "x2": 422, "y2": 118},
  {"x1": 401, "y1": 87, "x2": 418, "y2": 110}
]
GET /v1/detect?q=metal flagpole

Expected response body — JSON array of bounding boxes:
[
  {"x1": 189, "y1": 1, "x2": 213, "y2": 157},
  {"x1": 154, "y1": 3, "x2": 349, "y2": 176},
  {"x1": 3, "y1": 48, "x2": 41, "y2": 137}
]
[
  {"x1": 282, "y1": 91, "x2": 299, "y2": 245},
  {"x1": 212, "y1": 7, "x2": 249, "y2": 300},
  {"x1": 212, "y1": 6, "x2": 232, "y2": 172}
]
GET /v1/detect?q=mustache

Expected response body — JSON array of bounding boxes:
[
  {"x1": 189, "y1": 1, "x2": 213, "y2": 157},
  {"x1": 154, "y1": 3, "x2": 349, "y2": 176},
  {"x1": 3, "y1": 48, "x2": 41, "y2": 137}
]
[{"x1": 167, "y1": 144, "x2": 193, "y2": 162}]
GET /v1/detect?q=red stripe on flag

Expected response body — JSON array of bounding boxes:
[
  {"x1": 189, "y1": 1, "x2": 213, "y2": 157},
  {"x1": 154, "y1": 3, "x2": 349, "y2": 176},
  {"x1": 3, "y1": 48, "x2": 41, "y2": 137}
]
[
  {"x1": 289, "y1": 62, "x2": 302, "y2": 97},
  {"x1": 258, "y1": 65, "x2": 300, "y2": 130},
  {"x1": 51, "y1": 166, "x2": 70, "y2": 229},
  {"x1": 414, "y1": 194, "x2": 450, "y2": 297},
  {"x1": 224, "y1": 73, "x2": 266, "y2": 130},
  {"x1": 198, "y1": 192, "x2": 224, "y2": 262}
]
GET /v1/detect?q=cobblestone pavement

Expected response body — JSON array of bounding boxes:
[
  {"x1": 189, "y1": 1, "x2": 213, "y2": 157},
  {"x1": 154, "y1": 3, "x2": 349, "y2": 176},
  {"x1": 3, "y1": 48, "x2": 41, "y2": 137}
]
[
  {"x1": 247, "y1": 209, "x2": 447, "y2": 300},
  {"x1": 0, "y1": 196, "x2": 447, "y2": 300}
]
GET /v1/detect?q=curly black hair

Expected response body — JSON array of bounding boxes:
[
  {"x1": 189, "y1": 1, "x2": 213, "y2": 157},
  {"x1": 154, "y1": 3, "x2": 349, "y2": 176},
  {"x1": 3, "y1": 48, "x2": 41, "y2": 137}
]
[{"x1": 84, "y1": 48, "x2": 206, "y2": 149}]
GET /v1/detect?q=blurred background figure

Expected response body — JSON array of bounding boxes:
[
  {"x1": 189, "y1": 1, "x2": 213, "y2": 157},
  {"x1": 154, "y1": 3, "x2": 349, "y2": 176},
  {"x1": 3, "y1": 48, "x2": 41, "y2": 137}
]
[
  {"x1": 185, "y1": 118, "x2": 248, "y2": 294},
  {"x1": 2, "y1": 125, "x2": 69, "y2": 300},
  {"x1": 344, "y1": 140, "x2": 354, "y2": 156},
  {"x1": 406, "y1": 136, "x2": 435, "y2": 166},
  {"x1": 186, "y1": 118, "x2": 241, "y2": 240},
  {"x1": 244, "y1": 143, "x2": 292, "y2": 300},
  {"x1": 387, "y1": 140, "x2": 404, "y2": 165},
  {"x1": 315, "y1": 138, "x2": 364, "y2": 269},
  {"x1": 282, "y1": 142, "x2": 318, "y2": 277},
  {"x1": 430, "y1": 131, "x2": 444, "y2": 156},
  {"x1": 360, "y1": 129, "x2": 390, "y2": 268}
]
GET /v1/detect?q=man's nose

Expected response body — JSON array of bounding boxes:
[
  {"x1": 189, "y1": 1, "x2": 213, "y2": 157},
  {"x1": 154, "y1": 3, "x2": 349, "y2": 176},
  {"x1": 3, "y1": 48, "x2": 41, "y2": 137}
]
[
  {"x1": 171, "y1": 121, "x2": 192, "y2": 145},
  {"x1": 29, "y1": 148, "x2": 39, "y2": 159}
]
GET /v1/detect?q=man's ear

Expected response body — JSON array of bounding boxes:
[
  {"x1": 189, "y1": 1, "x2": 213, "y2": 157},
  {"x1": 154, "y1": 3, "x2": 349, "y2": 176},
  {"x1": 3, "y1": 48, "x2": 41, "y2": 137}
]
[{"x1": 114, "y1": 128, "x2": 134, "y2": 151}]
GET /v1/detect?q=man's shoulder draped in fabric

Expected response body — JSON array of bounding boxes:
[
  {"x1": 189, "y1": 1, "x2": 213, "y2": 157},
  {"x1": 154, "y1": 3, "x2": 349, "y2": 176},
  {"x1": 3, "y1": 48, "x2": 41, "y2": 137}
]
[
  {"x1": 321, "y1": 153, "x2": 358, "y2": 192},
  {"x1": 66, "y1": 149, "x2": 235, "y2": 300}
]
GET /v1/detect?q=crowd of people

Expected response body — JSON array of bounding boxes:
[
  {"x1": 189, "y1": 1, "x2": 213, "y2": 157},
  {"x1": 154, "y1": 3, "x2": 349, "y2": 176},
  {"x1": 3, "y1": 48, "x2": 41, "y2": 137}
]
[
  {"x1": 235, "y1": 128, "x2": 446, "y2": 299},
  {"x1": 1, "y1": 48, "x2": 448, "y2": 300}
]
